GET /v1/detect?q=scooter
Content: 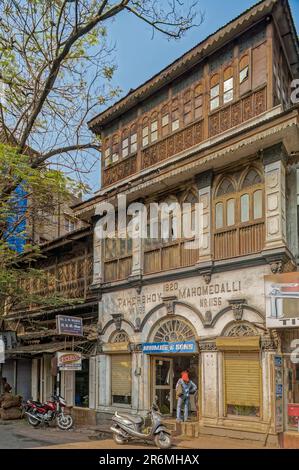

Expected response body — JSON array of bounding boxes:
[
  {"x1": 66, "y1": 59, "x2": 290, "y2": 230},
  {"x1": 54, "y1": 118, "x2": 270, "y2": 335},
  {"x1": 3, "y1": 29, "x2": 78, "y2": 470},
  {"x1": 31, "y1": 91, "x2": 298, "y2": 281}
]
[{"x1": 111, "y1": 398, "x2": 172, "y2": 449}]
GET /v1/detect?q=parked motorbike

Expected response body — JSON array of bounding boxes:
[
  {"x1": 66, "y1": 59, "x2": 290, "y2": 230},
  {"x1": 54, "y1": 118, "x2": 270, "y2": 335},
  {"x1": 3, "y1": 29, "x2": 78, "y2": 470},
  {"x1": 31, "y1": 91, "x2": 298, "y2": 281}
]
[
  {"x1": 111, "y1": 398, "x2": 172, "y2": 449},
  {"x1": 23, "y1": 394, "x2": 73, "y2": 430}
]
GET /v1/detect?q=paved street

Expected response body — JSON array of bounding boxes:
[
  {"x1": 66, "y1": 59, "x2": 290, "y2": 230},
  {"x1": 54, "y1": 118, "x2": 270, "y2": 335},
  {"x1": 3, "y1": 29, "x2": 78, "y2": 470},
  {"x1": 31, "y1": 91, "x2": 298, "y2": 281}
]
[{"x1": 0, "y1": 420, "x2": 268, "y2": 449}]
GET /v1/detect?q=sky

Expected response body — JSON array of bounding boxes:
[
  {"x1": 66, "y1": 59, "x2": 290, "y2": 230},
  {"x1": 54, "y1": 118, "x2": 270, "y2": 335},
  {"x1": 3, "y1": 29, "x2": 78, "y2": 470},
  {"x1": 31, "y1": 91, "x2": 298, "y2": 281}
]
[{"x1": 88, "y1": 0, "x2": 299, "y2": 192}]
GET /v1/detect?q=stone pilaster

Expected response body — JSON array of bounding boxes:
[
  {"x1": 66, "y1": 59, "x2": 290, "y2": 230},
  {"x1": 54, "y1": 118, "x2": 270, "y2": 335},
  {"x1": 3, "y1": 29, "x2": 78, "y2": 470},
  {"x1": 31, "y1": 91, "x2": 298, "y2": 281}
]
[{"x1": 263, "y1": 144, "x2": 287, "y2": 250}]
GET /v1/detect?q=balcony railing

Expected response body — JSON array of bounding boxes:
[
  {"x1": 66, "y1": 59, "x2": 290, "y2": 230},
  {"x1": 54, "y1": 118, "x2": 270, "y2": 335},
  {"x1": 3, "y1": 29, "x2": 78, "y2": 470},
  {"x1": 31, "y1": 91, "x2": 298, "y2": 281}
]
[
  {"x1": 214, "y1": 221, "x2": 265, "y2": 260},
  {"x1": 144, "y1": 240, "x2": 199, "y2": 275}
]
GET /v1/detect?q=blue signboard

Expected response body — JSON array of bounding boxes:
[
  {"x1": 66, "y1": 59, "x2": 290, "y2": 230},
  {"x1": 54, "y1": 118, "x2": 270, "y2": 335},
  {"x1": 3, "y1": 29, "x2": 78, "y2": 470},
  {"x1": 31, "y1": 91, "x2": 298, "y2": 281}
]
[
  {"x1": 56, "y1": 315, "x2": 83, "y2": 336},
  {"x1": 142, "y1": 341, "x2": 196, "y2": 354}
]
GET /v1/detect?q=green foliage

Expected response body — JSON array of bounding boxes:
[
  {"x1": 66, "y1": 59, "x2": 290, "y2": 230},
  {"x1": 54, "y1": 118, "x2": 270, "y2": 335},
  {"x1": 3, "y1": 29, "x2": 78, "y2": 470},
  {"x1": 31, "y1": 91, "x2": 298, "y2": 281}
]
[{"x1": 0, "y1": 143, "x2": 84, "y2": 315}]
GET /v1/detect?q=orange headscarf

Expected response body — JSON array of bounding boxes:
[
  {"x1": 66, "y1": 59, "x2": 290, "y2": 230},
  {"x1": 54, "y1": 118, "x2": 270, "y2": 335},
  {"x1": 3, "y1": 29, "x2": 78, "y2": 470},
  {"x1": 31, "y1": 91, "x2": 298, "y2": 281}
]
[{"x1": 181, "y1": 371, "x2": 189, "y2": 383}]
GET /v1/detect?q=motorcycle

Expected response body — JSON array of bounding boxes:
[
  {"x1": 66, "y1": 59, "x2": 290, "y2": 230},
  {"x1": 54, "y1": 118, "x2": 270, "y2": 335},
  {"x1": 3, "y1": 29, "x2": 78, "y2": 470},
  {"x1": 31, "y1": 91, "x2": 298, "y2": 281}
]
[
  {"x1": 111, "y1": 398, "x2": 172, "y2": 449},
  {"x1": 23, "y1": 394, "x2": 73, "y2": 430}
]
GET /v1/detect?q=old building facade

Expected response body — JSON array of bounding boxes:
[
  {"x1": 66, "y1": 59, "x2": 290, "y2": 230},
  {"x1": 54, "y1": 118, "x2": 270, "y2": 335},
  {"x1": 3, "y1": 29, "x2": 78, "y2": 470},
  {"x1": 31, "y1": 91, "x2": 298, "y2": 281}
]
[
  {"x1": 3, "y1": 0, "x2": 299, "y2": 444},
  {"x1": 73, "y1": 0, "x2": 299, "y2": 443}
]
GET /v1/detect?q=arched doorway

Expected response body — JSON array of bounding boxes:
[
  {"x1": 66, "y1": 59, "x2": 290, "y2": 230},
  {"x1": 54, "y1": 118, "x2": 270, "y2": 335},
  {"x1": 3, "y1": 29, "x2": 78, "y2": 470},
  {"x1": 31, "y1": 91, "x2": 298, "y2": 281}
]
[{"x1": 148, "y1": 317, "x2": 198, "y2": 418}]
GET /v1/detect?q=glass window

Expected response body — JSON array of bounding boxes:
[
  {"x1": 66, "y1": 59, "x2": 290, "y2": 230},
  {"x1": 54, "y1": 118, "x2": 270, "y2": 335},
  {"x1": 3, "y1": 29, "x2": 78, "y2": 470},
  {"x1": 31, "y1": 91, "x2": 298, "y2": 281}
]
[
  {"x1": 240, "y1": 66, "x2": 249, "y2": 84},
  {"x1": 130, "y1": 132, "x2": 137, "y2": 153},
  {"x1": 151, "y1": 119, "x2": 158, "y2": 142},
  {"x1": 172, "y1": 99, "x2": 180, "y2": 131},
  {"x1": 216, "y1": 202, "x2": 224, "y2": 229},
  {"x1": 224, "y1": 77, "x2": 234, "y2": 104},
  {"x1": 210, "y1": 84, "x2": 220, "y2": 111},
  {"x1": 253, "y1": 190, "x2": 263, "y2": 220},
  {"x1": 122, "y1": 137, "x2": 129, "y2": 158},
  {"x1": 227, "y1": 199, "x2": 235, "y2": 226},
  {"x1": 112, "y1": 134, "x2": 119, "y2": 162},
  {"x1": 184, "y1": 91, "x2": 192, "y2": 125},
  {"x1": 241, "y1": 194, "x2": 250, "y2": 222},
  {"x1": 142, "y1": 124, "x2": 149, "y2": 147}
]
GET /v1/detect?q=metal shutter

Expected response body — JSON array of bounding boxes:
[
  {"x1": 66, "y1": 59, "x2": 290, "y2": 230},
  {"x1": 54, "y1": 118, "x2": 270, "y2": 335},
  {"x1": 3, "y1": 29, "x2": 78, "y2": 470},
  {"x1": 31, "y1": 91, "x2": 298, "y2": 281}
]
[
  {"x1": 224, "y1": 352, "x2": 260, "y2": 407},
  {"x1": 111, "y1": 354, "x2": 131, "y2": 397}
]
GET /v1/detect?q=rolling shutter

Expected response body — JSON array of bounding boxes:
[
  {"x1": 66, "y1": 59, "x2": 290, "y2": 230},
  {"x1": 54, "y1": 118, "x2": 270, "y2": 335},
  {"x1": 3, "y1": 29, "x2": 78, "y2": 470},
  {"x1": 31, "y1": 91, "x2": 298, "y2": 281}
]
[
  {"x1": 224, "y1": 352, "x2": 260, "y2": 407},
  {"x1": 111, "y1": 354, "x2": 131, "y2": 398}
]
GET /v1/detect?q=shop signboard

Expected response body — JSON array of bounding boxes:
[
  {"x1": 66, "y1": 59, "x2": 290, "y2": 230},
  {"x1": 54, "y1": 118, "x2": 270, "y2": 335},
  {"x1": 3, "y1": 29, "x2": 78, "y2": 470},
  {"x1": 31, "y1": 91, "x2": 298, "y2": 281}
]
[
  {"x1": 57, "y1": 351, "x2": 82, "y2": 371},
  {"x1": 142, "y1": 341, "x2": 197, "y2": 354},
  {"x1": 56, "y1": 315, "x2": 83, "y2": 336},
  {"x1": 265, "y1": 272, "x2": 299, "y2": 329}
]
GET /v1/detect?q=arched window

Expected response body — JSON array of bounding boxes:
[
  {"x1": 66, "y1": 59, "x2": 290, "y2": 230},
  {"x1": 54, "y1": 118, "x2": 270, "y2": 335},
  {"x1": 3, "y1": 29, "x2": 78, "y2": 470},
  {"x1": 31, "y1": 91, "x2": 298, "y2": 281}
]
[
  {"x1": 142, "y1": 117, "x2": 149, "y2": 147},
  {"x1": 130, "y1": 123, "x2": 137, "y2": 153},
  {"x1": 210, "y1": 74, "x2": 220, "y2": 111},
  {"x1": 183, "y1": 90, "x2": 192, "y2": 125},
  {"x1": 194, "y1": 83, "x2": 203, "y2": 119},
  {"x1": 161, "y1": 105, "x2": 170, "y2": 137},
  {"x1": 182, "y1": 190, "x2": 198, "y2": 235},
  {"x1": 223, "y1": 66, "x2": 234, "y2": 104},
  {"x1": 112, "y1": 134, "x2": 119, "y2": 163},
  {"x1": 172, "y1": 98, "x2": 180, "y2": 131},
  {"x1": 239, "y1": 55, "x2": 250, "y2": 95},
  {"x1": 216, "y1": 178, "x2": 235, "y2": 197},
  {"x1": 214, "y1": 168, "x2": 264, "y2": 259},
  {"x1": 242, "y1": 169, "x2": 262, "y2": 188},
  {"x1": 121, "y1": 128, "x2": 129, "y2": 158},
  {"x1": 150, "y1": 112, "x2": 158, "y2": 142},
  {"x1": 104, "y1": 137, "x2": 111, "y2": 167}
]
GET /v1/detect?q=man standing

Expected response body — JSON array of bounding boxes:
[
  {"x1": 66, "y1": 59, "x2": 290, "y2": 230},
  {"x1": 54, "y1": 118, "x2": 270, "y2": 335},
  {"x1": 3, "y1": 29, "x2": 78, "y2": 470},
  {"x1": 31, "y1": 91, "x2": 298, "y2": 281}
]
[{"x1": 176, "y1": 371, "x2": 197, "y2": 422}]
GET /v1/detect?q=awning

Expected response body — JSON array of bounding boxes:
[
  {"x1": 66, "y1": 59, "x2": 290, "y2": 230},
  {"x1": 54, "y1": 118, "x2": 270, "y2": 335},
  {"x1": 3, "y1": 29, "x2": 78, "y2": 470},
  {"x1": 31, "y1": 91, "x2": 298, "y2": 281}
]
[{"x1": 216, "y1": 336, "x2": 260, "y2": 351}]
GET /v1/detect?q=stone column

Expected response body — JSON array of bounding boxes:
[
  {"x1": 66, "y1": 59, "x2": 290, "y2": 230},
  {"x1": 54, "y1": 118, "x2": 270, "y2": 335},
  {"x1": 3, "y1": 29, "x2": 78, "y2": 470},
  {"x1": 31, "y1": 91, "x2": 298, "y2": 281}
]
[
  {"x1": 263, "y1": 144, "x2": 287, "y2": 251},
  {"x1": 201, "y1": 350, "x2": 218, "y2": 418},
  {"x1": 93, "y1": 217, "x2": 104, "y2": 286},
  {"x1": 98, "y1": 354, "x2": 111, "y2": 407},
  {"x1": 196, "y1": 170, "x2": 213, "y2": 266}
]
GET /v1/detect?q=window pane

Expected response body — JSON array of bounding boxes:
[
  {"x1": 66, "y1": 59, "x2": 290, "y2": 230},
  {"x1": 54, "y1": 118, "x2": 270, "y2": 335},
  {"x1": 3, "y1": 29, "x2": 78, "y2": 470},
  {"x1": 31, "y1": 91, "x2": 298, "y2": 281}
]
[
  {"x1": 241, "y1": 194, "x2": 250, "y2": 222},
  {"x1": 224, "y1": 77, "x2": 233, "y2": 92},
  {"x1": 210, "y1": 97, "x2": 219, "y2": 111},
  {"x1": 211, "y1": 84, "x2": 220, "y2": 99},
  {"x1": 216, "y1": 202, "x2": 224, "y2": 229},
  {"x1": 172, "y1": 119, "x2": 180, "y2": 131},
  {"x1": 162, "y1": 114, "x2": 169, "y2": 126},
  {"x1": 240, "y1": 66, "x2": 249, "y2": 84},
  {"x1": 227, "y1": 199, "x2": 235, "y2": 226},
  {"x1": 224, "y1": 89, "x2": 233, "y2": 104},
  {"x1": 253, "y1": 190, "x2": 263, "y2": 219},
  {"x1": 151, "y1": 120, "x2": 158, "y2": 132}
]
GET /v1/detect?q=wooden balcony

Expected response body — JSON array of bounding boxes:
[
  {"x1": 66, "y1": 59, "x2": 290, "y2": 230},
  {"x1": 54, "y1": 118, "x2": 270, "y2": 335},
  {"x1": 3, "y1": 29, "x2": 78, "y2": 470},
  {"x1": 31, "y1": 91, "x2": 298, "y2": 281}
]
[
  {"x1": 142, "y1": 120, "x2": 203, "y2": 169},
  {"x1": 209, "y1": 86, "x2": 267, "y2": 137},
  {"x1": 214, "y1": 221, "x2": 265, "y2": 260},
  {"x1": 13, "y1": 254, "x2": 94, "y2": 313}
]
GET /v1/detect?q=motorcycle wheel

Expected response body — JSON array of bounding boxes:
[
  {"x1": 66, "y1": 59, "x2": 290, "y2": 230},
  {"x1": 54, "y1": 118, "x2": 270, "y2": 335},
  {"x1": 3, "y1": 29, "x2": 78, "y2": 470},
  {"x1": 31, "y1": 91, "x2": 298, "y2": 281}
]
[
  {"x1": 154, "y1": 432, "x2": 172, "y2": 449},
  {"x1": 57, "y1": 414, "x2": 73, "y2": 430},
  {"x1": 113, "y1": 433, "x2": 127, "y2": 445},
  {"x1": 27, "y1": 414, "x2": 40, "y2": 427}
]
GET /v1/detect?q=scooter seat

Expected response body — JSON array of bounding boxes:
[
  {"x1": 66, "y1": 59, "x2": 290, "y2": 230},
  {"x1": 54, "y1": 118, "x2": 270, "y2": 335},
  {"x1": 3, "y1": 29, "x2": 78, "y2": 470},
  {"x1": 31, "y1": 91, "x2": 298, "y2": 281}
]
[{"x1": 117, "y1": 413, "x2": 143, "y2": 424}]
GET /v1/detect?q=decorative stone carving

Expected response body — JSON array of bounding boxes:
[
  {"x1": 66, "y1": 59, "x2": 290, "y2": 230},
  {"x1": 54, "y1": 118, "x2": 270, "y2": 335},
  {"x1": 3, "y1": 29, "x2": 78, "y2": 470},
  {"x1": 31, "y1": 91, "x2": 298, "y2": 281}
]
[
  {"x1": 224, "y1": 322, "x2": 257, "y2": 337},
  {"x1": 228, "y1": 299, "x2": 247, "y2": 321},
  {"x1": 203, "y1": 311, "x2": 212, "y2": 327},
  {"x1": 111, "y1": 313, "x2": 123, "y2": 331},
  {"x1": 199, "y1": 341, "x2": 217, "y2": 351},
  {"x1": 203, "y1": 272, "x2": 212, "y2": 285},
  {"x1": 162, "y1": 296, "x2": 177, "y2": 315},
  {"x1": 270, "y1": 261, "x2": 283, "y2": 274}
]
